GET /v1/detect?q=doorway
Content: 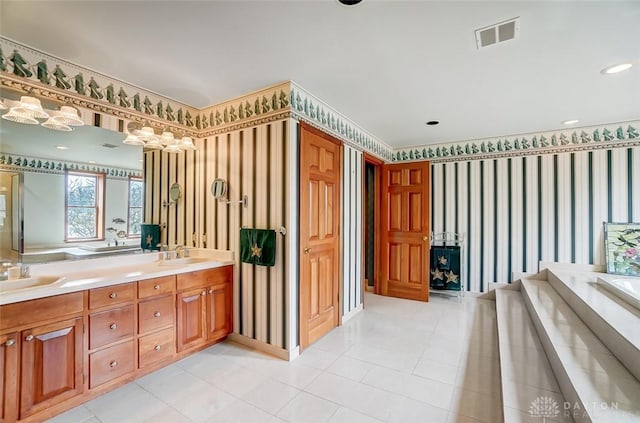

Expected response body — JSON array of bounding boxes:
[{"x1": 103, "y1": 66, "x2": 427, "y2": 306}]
[
  {"x1": 363, "y1": 154, "x2": 382, "y2": 294},
  {"x1": 0, "y1": 171, "x2": 22, "y2": 264}
]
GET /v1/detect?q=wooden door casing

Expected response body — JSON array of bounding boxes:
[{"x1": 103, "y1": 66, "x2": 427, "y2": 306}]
[
  {"x1": 299, "y1": 123, "x2": 341, "y2": 350},
  {"x1": 19, "y1": 317, "x2": 83, "y2": 419},
  {"x1": 0, "y1": 332, "x2": 19, "y2": 423},
  {"x1": 380, "y1": 162, "x2": 431, "y2": 302}
]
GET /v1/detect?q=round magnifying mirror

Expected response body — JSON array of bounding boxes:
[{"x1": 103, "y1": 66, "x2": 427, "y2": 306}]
[
  {"x1": 169, "y1": 183, "x2": 182, "y2": 202},
  {"x1": 211, "y1": 178, "x2": 227, "y2": 199}
]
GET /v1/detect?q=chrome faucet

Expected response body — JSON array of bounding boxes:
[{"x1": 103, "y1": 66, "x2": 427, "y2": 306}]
[
  {"x1": 175, "y1": 245, "x2": 189, "y2": 258},
  {"x1": 20, "y1": 265, "x2": 30, "y2": 278}
]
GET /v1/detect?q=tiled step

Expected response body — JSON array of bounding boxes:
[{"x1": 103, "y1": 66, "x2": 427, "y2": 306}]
[
  {"x1": 546, "y1": 269, "x2": 640, "y2": 380},
  {"x1": 495, "y1": 289, "x2": 572, "y2": 422},
  {"x1": 521, "y1": 278, "x2": 640, "y2": 422}
]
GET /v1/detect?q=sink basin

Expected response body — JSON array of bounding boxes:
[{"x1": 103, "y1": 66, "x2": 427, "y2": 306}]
[
  {"x1": 79, "y1": 244, "x2": 136, "y2": 252},
  {"x1": 0, "y1": 276, "x2": 63, "y2": 293},
  {"x1": 156, "y1": 257, "x2": 211, "y2": 266}
]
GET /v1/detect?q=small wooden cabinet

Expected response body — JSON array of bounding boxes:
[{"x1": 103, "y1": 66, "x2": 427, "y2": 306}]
[
  {"x1": 0, "y1": 332, "x2": 19, "y2": 422},
  {"x1": 20, "y1": 317, "x2": 83, "y2": 418},
  {"x1": 176, "y1": 266, "x2": 233, "y2": 353},
  {"x1": 0, "y1": 292, "x2": 84, "y2": 422}
]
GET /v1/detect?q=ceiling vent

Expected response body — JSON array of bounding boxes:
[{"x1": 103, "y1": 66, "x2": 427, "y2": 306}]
[
  {"x1": 475, "y1": 17, "x2": 519, "y2": 49},
  {"x1": 101, "y1": 143, "x2": 119, "y2": 149}
]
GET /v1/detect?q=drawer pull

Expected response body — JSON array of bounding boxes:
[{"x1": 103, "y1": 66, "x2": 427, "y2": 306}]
[
  {"x1": 109, "y1": 292, "x2": 117, "y2": 299},
  {"x1": 201, "y1": 290, "x2": 206, "y2": 296},
  {"x1": 25, "y1": 334, "x2": 34, "y2": 342},
  {"x1": 5, "y1": 339, "x2": 15, "y2": 347},
  {"x1": 154, "y1": 284, "x2": 161, "y2": 290},
  {"x1": 154, "y1": 311, "x2": 161, "y2": 317},
  {"x1": 208, "y1": 289, "x2": 213, "y2": 294},
  {"x1": 154, "y1": 345, "x2": 161, "y2": 351},
  {"x1": 109, "y1": 360, "x2": 118, "y2": 368},
  {"x1": 110, "y1": 323, "x2": 118, "y2": 330}
]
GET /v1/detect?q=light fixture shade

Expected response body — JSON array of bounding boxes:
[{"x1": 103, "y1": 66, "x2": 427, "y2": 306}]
[
  {"x1": 164, "y1": 143, "x2": 183, "y2": 153},
  {"x1": 2, "y1": 108, "x2": 39, "y2": 124},
  {"x1": 52, "y1": 106, "x2": 84, "y2": 126},
  {"x1": 123, "y1": 133, "x2": 145, "y2": 145},
  {"x1": 42, "y1": 118, "x2": 72, "y2": 131},
  {"x1": 178, "y1": 137, "x2": 196, "y2": 150},
  {"x1": 160, "y1": 131, "x2": 175, "y2": 145},
  {"x1": 144, "y1": 137, "x2": 164, "y2": 150},
  {"x1": 137, "y1": 126, "x2": 157, "y2": 141},
  {"x1": 19, "y1": 96, "x2": 49, "y2": 119}
]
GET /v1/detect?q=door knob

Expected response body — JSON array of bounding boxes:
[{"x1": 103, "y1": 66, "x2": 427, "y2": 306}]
[
  {"x1": 423, "y1": 236, "x2": 428, "y2": 241},
  {"x1": 303, "y1": 248, "x2": 312, "y2": 254},
  {"x1": 5, "y1": 339, "x2": 15, "y2": 347},
  {"x1": 25, "y1": 334, "x2": 34, "y2": 342}
]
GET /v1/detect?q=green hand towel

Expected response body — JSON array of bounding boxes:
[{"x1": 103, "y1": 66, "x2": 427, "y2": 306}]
[{"x1": 240, "y1": 228, "x2": 276, "y2": 267}]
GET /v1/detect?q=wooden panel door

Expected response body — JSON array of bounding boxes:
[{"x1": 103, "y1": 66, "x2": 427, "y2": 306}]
[
  {"x1": 205, "y1": 282, "x2": 232, "y2": 342},
  {"x1": 176, "y1": 288, "x2": 206, "y2": 352},
  {"x1": 380, "y1": 162, "x2": 431, "y2": 301},
  {"x1": 20, "y1": 317, "x2": 83, "y2": 419},
  {"x1": 299, "y1": 123, "x2": 341, "y2": 350},
  {"x1": 0, "y1": 332, "x2": 19, "y2": 423}
]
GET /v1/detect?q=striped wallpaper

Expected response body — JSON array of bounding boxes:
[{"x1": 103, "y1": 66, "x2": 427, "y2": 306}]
[
  {"x1": 144, "y1": 119, "x2": 293, "y2": 354},
  {"x1": 430, "y1": 145, "x2": 640, "y2": 292},
  {"x1": 342, "y1": 145, "x2": 363, "y2": 319}
]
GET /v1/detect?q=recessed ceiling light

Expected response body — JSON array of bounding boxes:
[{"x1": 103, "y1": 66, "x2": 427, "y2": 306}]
[
  {"x1": 56, "y1": 145, "x2": 69, "y2": 150},
  {"x1": 426, "y1": 121, "x2": 440, "y2": 126},
  {"x1": 600, "y1": 63, "x2": 633, "y2": 74},
  {"x1": 562, "y1": 119, "x2": 579, "y2": 125}
]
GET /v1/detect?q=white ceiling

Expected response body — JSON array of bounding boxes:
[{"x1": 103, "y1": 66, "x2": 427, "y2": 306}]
[{"x1": 1, "y1": 1, "x2": 639, "y2": 148}]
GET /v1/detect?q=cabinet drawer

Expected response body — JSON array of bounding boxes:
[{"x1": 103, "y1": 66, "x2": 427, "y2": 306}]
[
  {"x1": 138, "y1": 327, "x2": 175, "y2": 369},
  {"x1": 89, "y1": 283, "x2": 135, "y2": 309},
  {"x1": 138, "y1": 296, "x2": 174, "y2": 334},
  {"x1": 0, "y1": 292, "x2": 83, "y2": 332},
  {"x1": 89, "y1": 305, "x2": 135, "y2": 349},
  {"x1": 176, "y1": 266, "x2": 232, "y2": 291},
  {"x1": 138, "y1": 275, "x2": 175, "y2": 299},
  {"x1": 89, "y1": 340, "x2": 135, "y2": 389}
]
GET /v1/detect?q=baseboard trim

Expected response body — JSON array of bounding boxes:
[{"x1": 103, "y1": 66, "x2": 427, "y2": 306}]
[
  {"x1": 342, "y1": 304, "x2": 363, "y2": 324},
  {"x1": 227, "y1": 333, "x2": 291, "y2": 361}
]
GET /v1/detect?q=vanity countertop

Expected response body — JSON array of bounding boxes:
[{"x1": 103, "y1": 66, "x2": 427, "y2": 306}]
[{"x1": 0, "y1": 249, "x2": 234, "y2": 306}]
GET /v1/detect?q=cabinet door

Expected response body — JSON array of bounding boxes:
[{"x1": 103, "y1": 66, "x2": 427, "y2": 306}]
[
  {"x1": 0, "y1": 333, "x2": 19, "y2": 423},
  {"x1": 206, "y1": 282, "x2": 232, "y2": 342},
  {"x1": 20, "y1": 317, "x2": 83, "y2": 419},
  {"x1": 176, "y1": 288, "x2": 206, "y2": 352}
]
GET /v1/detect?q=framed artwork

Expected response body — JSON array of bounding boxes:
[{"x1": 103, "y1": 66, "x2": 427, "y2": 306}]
[{"x1": 604, "y1": 222, "x2": 640, "y2": 276}]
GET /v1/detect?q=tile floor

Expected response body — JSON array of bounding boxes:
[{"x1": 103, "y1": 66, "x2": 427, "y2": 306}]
[{"x1": 46, "y1": 293, "x2": 502, "y2": 423}]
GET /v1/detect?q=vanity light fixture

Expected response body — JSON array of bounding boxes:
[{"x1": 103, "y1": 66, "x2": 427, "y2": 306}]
[
  {"x1": 56, "y1": 145, "x2": 69, "y2": 150},
  {"x1": 600, "y1": 63, "x2": 633, "y2": 75},
  {"x1": 562, "y1": 119, "x2": 579, "y2": 125}
]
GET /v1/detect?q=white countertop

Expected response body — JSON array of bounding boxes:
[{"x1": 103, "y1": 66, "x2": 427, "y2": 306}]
[{"x1": 0, "y1": 249, "x2": 234, "y2": 306}]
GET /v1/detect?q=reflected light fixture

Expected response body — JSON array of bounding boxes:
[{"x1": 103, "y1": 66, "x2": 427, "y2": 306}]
[
  {"x1": 1, "y1": 95, "x2": 84, "y2": 131},
  {"x1": 122, "y1": 123, "x2": 197, "y2": 153},
  {"x1": 600, "y1": 63, "x2": 633, "y2": 75}
]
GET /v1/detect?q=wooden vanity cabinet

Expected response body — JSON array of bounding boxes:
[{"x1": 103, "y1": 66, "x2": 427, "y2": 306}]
[
  {"x1": 0, "y1": 265, "x2": 233, "y2": 422},
  {"x1": 176, "y1": 266, "x2": 233, "y2": 353}
]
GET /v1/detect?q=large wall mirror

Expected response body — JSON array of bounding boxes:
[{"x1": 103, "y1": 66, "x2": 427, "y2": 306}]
[{"x1": 0, "y1": 107, "x2": 143, "y2": 264}]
